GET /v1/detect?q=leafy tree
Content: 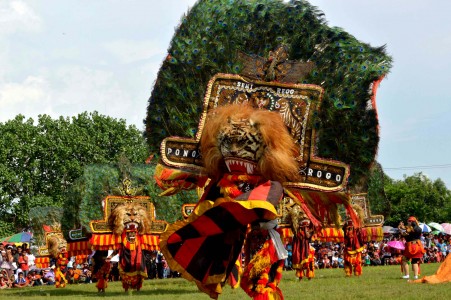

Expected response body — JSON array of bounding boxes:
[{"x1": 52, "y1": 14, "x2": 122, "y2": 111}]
[
  {"x1": 0, "y1": 112, "x2": 148, "y2": 237},
  {"x1": 61, "y1": 163, "x2": 197, "y2": 236},
  {"x1": 367, "y1": 162, "x2": 392, "y2": 216},
  {"x1": 379, "y1": 173, "x2": 451, "y2": 226}
]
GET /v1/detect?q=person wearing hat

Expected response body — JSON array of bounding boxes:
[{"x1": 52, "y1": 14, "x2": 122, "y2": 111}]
[
  {"x1": 1, "y1": 250, "x2": 8, "y2": 266},
  {"x1": 343, "y1": 219, "x2": 364, "y2": 277},
  {"x1": 3, "y1": 248, "x2": 15, "y2": 280},
  {"x1": 399, "y1": 216, "x2": 426, "y2": 279},
  {"x1": 291, "y1": 218, "x2": 316, "y2": 280}
]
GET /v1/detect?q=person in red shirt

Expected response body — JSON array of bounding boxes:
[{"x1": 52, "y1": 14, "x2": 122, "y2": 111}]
[{"x1": 18, "y1": 252, "x2": 29, "y2": 276}]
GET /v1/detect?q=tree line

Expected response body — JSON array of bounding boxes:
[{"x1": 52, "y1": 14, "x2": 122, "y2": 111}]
[
  {"x1": 0, "y1": 112, "x2": 450, "y2": 238},
  {"x1": 368, "y1": 170, "x2": 451, "y2": 226},
  {"x1": 0, "y1": 112, "x2": 144, "y2": 236}
]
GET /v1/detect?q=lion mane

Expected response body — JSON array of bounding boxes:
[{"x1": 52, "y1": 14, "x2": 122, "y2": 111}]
[
  {"x1": 108, "y1": 202, "x2": 151, "y2": 236},
  {"x1": 47, "y1": 234, "x2": 67, "y2": 259},
  {"x1": 200, "y1": 103, "x2": 300, "y2": 182}
]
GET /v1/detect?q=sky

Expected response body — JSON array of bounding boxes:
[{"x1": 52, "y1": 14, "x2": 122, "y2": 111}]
[{"x1": 1, "y1": 0, "x2": 451, "y2": 189}]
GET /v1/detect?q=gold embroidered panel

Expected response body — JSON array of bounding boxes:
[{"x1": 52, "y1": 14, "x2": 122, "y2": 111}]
[
  {"x1": 38, "y1": 231, "x2": 65, "y2": 256},
  {"x1": 161, "y1": 73, "x2": 350, "y2": 191},
  {"x1": 181, "y1": 203, "x2": 196, "y2": 219},
  {"x1": 89, "y1": 196, "x2": 167, "y2": 233},
  {"x1": 351, "y1": 193, "x2": 384, "y2": 226}
]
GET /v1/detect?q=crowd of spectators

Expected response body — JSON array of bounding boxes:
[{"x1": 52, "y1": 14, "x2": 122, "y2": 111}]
[
  {"x1": 0, "y1": 244, "x2": 179, "y2": 290},
  {"x1": 0, "y1": 242, "x2": 97, "y2": 288},
  {"x1": 0, "y1": 231, "x2": 449, "y2": 289},
  {"x1": 284, "y1": 232, "x2": 450, "y2": 270}
]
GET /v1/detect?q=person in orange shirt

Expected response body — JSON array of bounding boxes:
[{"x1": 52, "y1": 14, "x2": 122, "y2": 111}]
[{"x1": 72, "y1": 267, "x2": 82, "y2": 284}]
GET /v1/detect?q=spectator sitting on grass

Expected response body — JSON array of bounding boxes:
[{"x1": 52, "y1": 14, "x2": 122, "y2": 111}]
[
  {"x1": 73, "y1": 266, "x2": 83, "y2": 284},
  {"x1": 363, "y1": 253, "x2": 371, "y2": 266},
  {"x1": 331, "y1": 253, "x2": 339, "y2": 268},
  {"x1": 28, "y1": 270, "x2": 42, "y2": 286},
  {"x1": 44, "y1": 266, "x2": 56, "y2": 285},
  {"x1": 66, "y1": 266, "x2": 74, "y2": 283},
  {"x1": 0, "y1": 273, "x2": 11, "y2": 289},
  {"x1": 370, "y1": 253, "x2": 381, "y2": 266},
  {"x1": 13, "y1": 272, "x2": 28, "y2": 288},
  {"x1": 337, "y1": 255, "x2": 344, "y2": 268},
  {"x1": 80, "y1": 263, "x2": 92, "y2": 283},
  {"x1": 439, "y1": 242, "x2": 447, "y2": 259},
  {"x1": 323, "y1": 256, "x2": 331, "y2": 269},
  {"x1": 380, "y1": 242, "x2": 392, "y2": 265},
  {"x1": 14, "y1": 267, "x2": 23, "y2": 281}
]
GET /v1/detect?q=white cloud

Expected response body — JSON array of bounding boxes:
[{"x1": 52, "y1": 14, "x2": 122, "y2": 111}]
[
  {"x1": 0, "y1": 0, "x2": 42, "y2": 35},
  {"x1": 0, "y1": 66, "x2": 134, "y2": 125},
  {"x1": 0, "y1": 75, "x2": 49, "y2": 105},
  {"x1": 48, "y1": 65, "x2": 137, "y2": 122},
  {"x1": 0, "y1": 75, "x2": 52, "y2": 122},
  {"x1": 103, "y1": 40, "x2": 164, "y2": 64}
]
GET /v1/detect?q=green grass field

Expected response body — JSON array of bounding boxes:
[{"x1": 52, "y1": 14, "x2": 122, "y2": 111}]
[{"x1": 2, "y1": 264, "x2": 450, "y2": 300}]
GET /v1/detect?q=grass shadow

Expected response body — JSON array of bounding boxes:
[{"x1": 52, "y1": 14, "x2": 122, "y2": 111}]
[{"x1": 5, "y1": 286, "x2": 199, "y2": 298}]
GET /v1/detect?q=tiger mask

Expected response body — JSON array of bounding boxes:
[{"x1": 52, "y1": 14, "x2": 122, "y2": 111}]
[
  {"x1": 108, "y1": 203, "x2": 151, "y2": 241},
  {"x1": 200, "y1": 103, "x2": 300, "y2": 183}
]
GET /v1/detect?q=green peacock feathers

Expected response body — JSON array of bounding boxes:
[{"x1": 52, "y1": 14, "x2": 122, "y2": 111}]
[{"x1": 145, "y1": 0, "x2": 392, "y2": 188}]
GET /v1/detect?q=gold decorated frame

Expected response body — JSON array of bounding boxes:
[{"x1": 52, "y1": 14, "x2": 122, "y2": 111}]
[
  {"x1": 181, "y1": 203, "x2": 197, "y2": 219},
  {"x1": 351, "y1": 193, "x2": 384, "y2": 226},
  {"x1": 160, "y1": 73, "x2": 350, "y2": 192},
  {"x1": 38, "y1": 231, "x2": 65, "y2": 256},
  {"x1": 89, "y1": 195, "x2": 167, "y2": 233}
]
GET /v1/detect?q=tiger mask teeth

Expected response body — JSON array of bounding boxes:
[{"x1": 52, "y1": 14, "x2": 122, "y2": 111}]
[
  {"x1": 224, "y1": 158, "x2": 257, "y2": 174},
  {"x1": 125, "y1": 222, "x2": 139, "y2": 230}
]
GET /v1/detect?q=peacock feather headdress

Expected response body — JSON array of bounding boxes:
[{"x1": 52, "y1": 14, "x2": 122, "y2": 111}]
[{"x1": 146, "y1": 0, "x2": 392, "y2": 187}]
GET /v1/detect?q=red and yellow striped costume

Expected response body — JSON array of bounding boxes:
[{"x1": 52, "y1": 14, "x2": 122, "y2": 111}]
[
  {"x1": 95, "y1": 259, "x2": 111, "y2": 292},
  {"x1": 292, "y1": 222, "x2": 315, "y2": 280},
  {"x1": 55, "y1": 251, "x2": 69, "y2": 288},
  {"x1": 241, "y1": 236, "x2": 285, "y2": 300},
  {"x1": 343, "y1": 222, "x2": 363, "y2": 277}
]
